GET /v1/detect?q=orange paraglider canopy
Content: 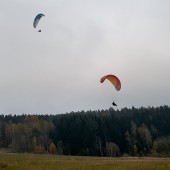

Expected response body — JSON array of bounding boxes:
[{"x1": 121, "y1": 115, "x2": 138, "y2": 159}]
[{"x1": 100, "y1": 74, "x2": 121, "y2": 91}]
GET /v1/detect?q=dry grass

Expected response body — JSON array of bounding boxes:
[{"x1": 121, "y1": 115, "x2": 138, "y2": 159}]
[{"x1": 0, "y1": 153, "x2": 170, "y2": 170}]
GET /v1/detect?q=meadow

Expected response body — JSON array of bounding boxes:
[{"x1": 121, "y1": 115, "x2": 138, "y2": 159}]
[{"x1": 0, "y1": 153, "x2": 170, "y2": 170}]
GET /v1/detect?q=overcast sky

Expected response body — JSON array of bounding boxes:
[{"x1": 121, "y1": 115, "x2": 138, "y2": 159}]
[{"x1": 0, "y1": 0, "x2": 170, "y2": 114}]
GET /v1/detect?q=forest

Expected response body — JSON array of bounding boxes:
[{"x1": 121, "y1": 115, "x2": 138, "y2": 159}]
[{"x1": 0, "y1": 105, "x2": 170, "y2": 157}]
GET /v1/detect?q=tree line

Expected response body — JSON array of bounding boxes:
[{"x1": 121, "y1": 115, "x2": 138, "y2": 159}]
[{"x1": 0, "y1": 105, "x2": 170, "y2": 157}]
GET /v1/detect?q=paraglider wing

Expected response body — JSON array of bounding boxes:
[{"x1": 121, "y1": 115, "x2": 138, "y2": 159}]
[
  {"x1": 112, "y1": 101, "x2": 117, "y2": 106},
  {"x1": 100, "y1": 74, "x2": 121, "y2": 91},
  {"x1": 33, "y1": 13, "x2": 45, "y2": 28}
]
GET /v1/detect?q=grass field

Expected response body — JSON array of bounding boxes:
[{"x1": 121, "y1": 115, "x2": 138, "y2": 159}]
[{"x1": 0, "y1": 153, "x2": 170, "y2": 170}]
